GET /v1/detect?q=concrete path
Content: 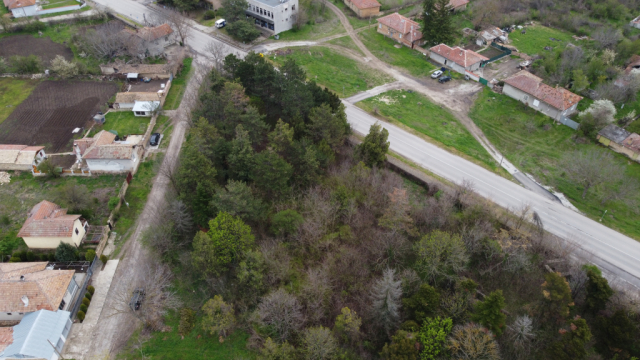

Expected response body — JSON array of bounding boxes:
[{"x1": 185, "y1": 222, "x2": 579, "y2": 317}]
[{"x1": 63, "y1": 259, "x2": 120, "y2": 359}]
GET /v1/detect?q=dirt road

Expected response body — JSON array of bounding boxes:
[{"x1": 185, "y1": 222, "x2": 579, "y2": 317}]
[{"x1": 63, "y1": 57, "x2": 208, "y2": 359}]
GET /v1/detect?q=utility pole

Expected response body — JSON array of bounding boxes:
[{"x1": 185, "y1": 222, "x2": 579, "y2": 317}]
[{"x1": 599, "y1": 209, "x2": 607, "y2": 222}]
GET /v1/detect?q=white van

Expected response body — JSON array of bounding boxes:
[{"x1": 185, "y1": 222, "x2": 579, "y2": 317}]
[{"x1": 215, "y1": 19, "x2": 226, "y2": 28}]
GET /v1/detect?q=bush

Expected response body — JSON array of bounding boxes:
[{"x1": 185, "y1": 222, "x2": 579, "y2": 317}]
[
  {"x1": 80, "y1": 304, "x2": 88, "y2": 313},
  {"x1": 23, "y1": 20, "x2": 45, "y2": 33},
  {"x1": 55, "y1": 242, "x2": 77, "y2": 262},
  {"x1": 108, "y1": 196, "x2": 120, "y2": 211},
  {"x1": 270, "y1": 209, "x2": 304, "y2": 236},
  {"x1": 48, "y1": 253, "x2": 56, "y2": 262},
  {"x1": 100, "y1": 254, "x2": 108, "y2": 264},
  {"x1": 85, "y1": 249, "x2": 96, "y2": 262},
  {"x1": 9, "y1": 256, "x2": 21, "y2": 262},
  {"x1": 10, "y1": 55, "x2": 42, "y2": 74},
  {"x1": 85, "y1": 292, "x2": 92, "y2": 301},
  {"x1": 226, "y1": 20, "x2": 260, "y2": 42},
  {"x1": 87, "y1": 285, "x2": 95, "y2": 295},
  {"x1": 26, "y1": 251, "x2": 35, "y2": 261},
  {"x1": 178, "y1": 308, "x2": 196, "y2": 335},
  {"x1": 77, "y1": 311, "x2": 85, "y2": 322},
  {"x1": 82, "y1": 298, "x2": 90, "y2": 307},
  {"x1": 203, "y1": 10, "x2": 216, "y2": 20}
]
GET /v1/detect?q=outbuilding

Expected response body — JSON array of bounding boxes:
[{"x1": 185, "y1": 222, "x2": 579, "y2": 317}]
[
  {"x1": 344, "y1": 0, "x2": 380, "y2": 18},
  {"x1": 0, "y1": 145, "x2": 45, "y2": 173},
  {"x1": 429, "y1": 44, "x2": 488, "y2": 74}
]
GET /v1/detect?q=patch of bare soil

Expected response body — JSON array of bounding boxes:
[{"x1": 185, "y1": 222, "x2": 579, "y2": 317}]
[{"x1": 0, "y1": 35, "x2": 73, "y2": 65}]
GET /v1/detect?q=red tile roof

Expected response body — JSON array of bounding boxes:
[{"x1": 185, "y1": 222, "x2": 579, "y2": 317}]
[
  {"x1": 0, "y1": 327, "x2": 12, "y2": 353},
  {"x1": 504, "y1": 70, "x2": 583, "y2": 111},
  {"x1": 0, "y1": 263, "x2": 75, "y2": 313},
  {"x1": 17, "y1": 200, "x2": 82, "y2": 238},
  {"x1": 127, "y1": 24, "x2": 174, "y2": 42},
  {"x1": 429, "y1": 44, "x2": 489, "y2": 68},
  {"x1": 622, "y1": 133, "x2": 640, "y2": 153},
  {"x1": 449, "y1": 0, "x2": 469, "y2": 8},
  {"x1": 75, "y1": 131, "x2": 136, "y2": 160},
  {"x1": 349, "y1": 0, "x2": 380, "y2": 9},
  {"x1": 377, "y1": 13, "x2": 423, "y2": 42},
  {"x1": 3, "y1": 0, "x2": 35, "y2": 9}
]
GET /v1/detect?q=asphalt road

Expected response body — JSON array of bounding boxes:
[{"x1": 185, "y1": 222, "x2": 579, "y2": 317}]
[{"x1": 344, "y1": 102, "x2": 640, "y2": 289}]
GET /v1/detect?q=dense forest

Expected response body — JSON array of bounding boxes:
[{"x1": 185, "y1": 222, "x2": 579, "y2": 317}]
[{"x1": 137, "y1": 53, "x2": 640, "y2": 359}]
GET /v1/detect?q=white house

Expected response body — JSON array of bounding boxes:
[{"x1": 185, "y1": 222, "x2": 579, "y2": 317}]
[
  {"x1": 120, "y1": 24, "x2": 177, "y2": 58},
  {"x1": 0, "y1": 145, "x2": 45, "y2": 173},
  {"x1": 132, "y1": 100, "x2": 160, "y2": 117},
  {"x1": 0, "y1": 262, "x2": 77, "y2": 322},
  {"x1": 114, "y1": 93, "x2": 162, "y2": 111},
  {"x1": 429, "y1": 44, "x2": 489, "y2": 75},
  {"x1": 0, "y1": 309, "x2": 72, "y2": 360},
  {"x1": 245, "y1": 0, "x2": 299, "y2": 34},
  {"x1": 630, "y1": 15, "x2": 640, "y2": 29},
  {"x1": 74, "y1": 131, "x2": 142, "y2": 173},
  {"x1": 503, "y1": 70, "x2": 583, "y2": 121},
  {"x1": 3, "y1": 0, "x2": 38, "y2": 18},
  {"x1": 17, "y1": 201, "x2": 87, "y2": 250}
]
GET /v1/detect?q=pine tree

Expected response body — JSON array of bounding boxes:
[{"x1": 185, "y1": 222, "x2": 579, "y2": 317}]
[
  {"x1": 585, "y1": 269, "x2": 613, "y2": 313},
  {"x1": 355, "y1": 123, "x2": 390, "y2": 168},
  {"x1": 421, "y1": 0, "x2": 455, "y2": 46},
  {"x1": 472, "y1": 290, "x2": 506, "y2": 336},
  {"x1": 370, "y1": 268, "x2": 403, "y2": 336}
]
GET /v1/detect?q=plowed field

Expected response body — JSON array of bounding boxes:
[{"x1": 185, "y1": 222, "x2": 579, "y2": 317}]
[
  {"x1": 0, "y1": 81, "x2": 117, "y2": 152},
  {"x1": 0, "y1": 35, "x2": 74, "y2": 65}
]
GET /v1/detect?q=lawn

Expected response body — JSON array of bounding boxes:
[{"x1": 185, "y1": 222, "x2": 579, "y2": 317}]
[
  {"x1": 333, "y1": 1, "x2": 379, "y2": 29},
  {"x1": 275, "y1": 6, "x2": 343, "y2": 41},
  {"x1": 0, "y1": 78, "x2": 38, "y2": 124},
  {"x1": 358, "y1": 27, "x2": 436, "y2": 77},
  {"x1": 271, "y1": 47, "x2": 393, "y2": 97},
  {"x1": 163, "y1": 58, "x2": 193, "y2": 110},
  {"x1": 469, "y1": 88, "x2": 640, "y2": 240},
  {"x1": 0, "y1": 171, "x2": 123, "y2": 255},
  {"x1": 509, "y1": 24, "x2": 576, "y2": 56},
  {"x1": 0, "y1": 3, "x2": 8, "y2": 15},
  {"x1": 326, "y1": 35, "x2": 364, "y2": 56},
  {"x1": 357, "y1": 90, "x2": 499, "y2": 171},
  {"x1": 91, "y1": 111, "x2": 150, "y2": 137},
  {"x1": 37, "y1": 5, "x2": 91, "y2": 18},
  {"x1": 41, "y1": 0, "x2": 79, "y2": 9}
]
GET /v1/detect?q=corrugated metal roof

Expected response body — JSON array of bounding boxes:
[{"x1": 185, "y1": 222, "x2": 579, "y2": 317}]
[{"x1": 1, "y1": 310, "x2": 71, "y2": 359}]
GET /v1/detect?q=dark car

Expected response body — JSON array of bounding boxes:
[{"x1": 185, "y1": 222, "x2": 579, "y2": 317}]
[
  {"x1": 438, "y1": 76, "x2": 452, "y2": 83},
  {"x1": 129, "y1": 288, "x2": 145, "y2": 311},
  {"x1": 149, "y1": 133, "x2": 161, "y2": 146}
]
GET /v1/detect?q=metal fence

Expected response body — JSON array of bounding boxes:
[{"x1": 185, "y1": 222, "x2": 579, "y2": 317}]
[
  {"x1": 559, "y1": 115, "x2": 580, "y2": 130},
  {"x1": 481, "y1": 42, "x2": 513, "y2": 65},
  {"x1": 68, "y1": 257, "x2": 99, "y2": 319}
]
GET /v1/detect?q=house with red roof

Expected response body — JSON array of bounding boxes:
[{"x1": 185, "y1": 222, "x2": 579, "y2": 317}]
[
  {"x1": 344, "y1": 0, "x2": 380, "y2": 18},
  {"x1": 503, "y1": 70, "x2": 583, "y2": 122},
  {"x1": 121, "y1": 24, "x2": 176, "y2": 58},
  {"x1": 448, "y1": 0, "x2": 469, "y2": 11},
  {"x1": 17, "y1": 201, "x2": 88, "y2": 249},
  {"x1": 429, "y1": 44, "x2": 488, "y2": 74},
  {"x1": 0, "y1": 145, "x2": 45, "y2": 173},
  {"x1": 377, "y1": 13, "x2": 423, "y2": 48},
  {"x1": 3, "y1": 0, "x2": 37, "y2": 17},
  {"x1": 73, "y1": 130, "x2": 142, "y2": 173}
]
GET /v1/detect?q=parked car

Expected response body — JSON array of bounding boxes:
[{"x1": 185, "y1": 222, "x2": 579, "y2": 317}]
[
  {"x1": 215, "y1": 19, "x2": 226, "y2": 28},
  {"x1": 438, "y1": 76, "x2": 452, "y2": 83},
  {"x1": 431, "y1": 70, "x2": 443, "y2": 79},
  {"x1": 149, "y1": 133, "x2": 161, "y2": 146},
  {"x1": 129, "y1": 288, "x2": 145, "y2": 311}
]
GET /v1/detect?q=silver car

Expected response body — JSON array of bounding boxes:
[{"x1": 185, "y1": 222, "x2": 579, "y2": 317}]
[{"x1": 431, "y1": 70, "x2": 443, "y2": 79}]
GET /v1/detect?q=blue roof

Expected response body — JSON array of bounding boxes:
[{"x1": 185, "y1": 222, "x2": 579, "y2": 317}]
[{"x1": 1, "y1": 310, "x2": 70, "y2": 360}]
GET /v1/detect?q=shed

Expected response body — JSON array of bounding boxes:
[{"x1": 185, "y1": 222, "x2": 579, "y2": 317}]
[
  {"x1": 132, "y1": 100, "x2": 160, "y2": 117},
  {"x1": 127, "y1": 73, "x2": 139, "y2": 79}
]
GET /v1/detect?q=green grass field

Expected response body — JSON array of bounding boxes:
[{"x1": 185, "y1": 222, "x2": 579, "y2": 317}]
[
  {"x1": 37, "y1": 5, "x2": 91, "y2": 18},
  {"x1": 509, "y1": 24, "x2": 576, "y2": 56},
  {"x1": 358, "y1": 90, "x2": 499, "y2": 171},
  {"x1": 92, "y1": 111, "x2": 150, "y2": 137},
  {"x1": 358, "y1": 27, "x2": 436, "y2": 77},
  {"x1": 0, "y1": 78, "x2": 38, "y2": 124},
  {"x1": 0, "y1": 3, "x2": 9, "y2": 15},
  {"x1": 469, "y1": 88, "x2": 640, "y2": 240},
  {"x1": 326, "y1": 35, "x2": 364, "y2": 56},
  {"x1": 163, "y1": 58, "x2": 193, "y2": 110},
  {"x1": 41, "y1": 0, "x2": 79, "y2": 9},
  {"x1": 271, "y1": 47, "x2": 393, "y2": 97},
  {"x1": 275, "y1": 7, "x2": 344, "y2": 41}
]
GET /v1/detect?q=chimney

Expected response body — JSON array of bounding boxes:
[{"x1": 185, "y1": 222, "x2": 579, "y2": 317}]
[{"x1": 21, "y1": 295, "x2": 29, "y2": 307}]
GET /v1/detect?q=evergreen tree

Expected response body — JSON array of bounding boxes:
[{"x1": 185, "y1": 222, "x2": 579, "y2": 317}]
[
  {"x1": 417, "y1": 317, "x2": 453, "y2": 360},
  {"x1": 371, "y1": 268, "x2": 403, "y2": 336},
  {"x1": 472, "y1": 290, "x2": 506, "y2": 336},
  {"x1": 380, "y1": 330, "x2": 420, "y2": 360},
  {"x1": 585, "y1": 269, "x2": 614, "y2": 313},
  {"x1": 421, "y1": 0, "x2": 455, "y2": 46},
  {"x1": 402, "y1": 284, "x2": 440, "y2": 324},
  {"x1": 541, "y1": 272, "x2": 574, "y2": 321},
  {"x1": 594, "y1": 310, "x2": 638, "y2": 358},
  {"x1": 211, "y1": 180, "x2": 264, "y2": 222},
  {"x1": 546, "y1": 317, "x2": 592, "y2": 360},
  {"x1": 355, "y1": 123, "x2": 390, "y2": 168},
  {"x1": 228, "y1": 125, "x2": 255, "y2": 182},
  {"x1": 251, "y1": 151, "x2": 293, "y2": 199}
]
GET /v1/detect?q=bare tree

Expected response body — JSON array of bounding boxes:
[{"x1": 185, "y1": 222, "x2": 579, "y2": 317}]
[
  {"x1": 107, "y1": 262, "x2": 181, "y2": 331},
  {"x1": 78, "y1": 21, "x2": 126, "y2": 59},
  {"x1": 257, "y1": 288, "x2": 305, "y2": 342},
  {"x1": 152, "y1": 9, "x2": 192, "y2": 46},
  {"x1": 300, "y1": 267, "x2": 332, "y2": 325},
  {"x1": 205, "y1": 40, "x2": 227, "y2": 72},
  {"x1": 592, "y1": 27, "x2": 622, "y2": 49},
  {"x1": 302, "y1": 326, "x2": 337, "y2": 360},
  {"x1": 562, "y1": 149, "x2": 625, "y2": 199},
  {"x1": 599, "y1": 177, "x2": 639, "y2": 210}
]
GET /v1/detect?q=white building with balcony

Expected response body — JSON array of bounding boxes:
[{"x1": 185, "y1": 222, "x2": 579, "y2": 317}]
[{"x1": 245, "y1": 0, "x2": 298, "y2": 34}]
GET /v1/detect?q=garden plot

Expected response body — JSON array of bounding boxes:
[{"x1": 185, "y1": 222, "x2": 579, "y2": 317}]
[
  {"x1": 0, "y1": 81, "x2": 117, "y2": 153},
  {"x1": 0, "y1": 35, "x2": 74, "y2": 66}
]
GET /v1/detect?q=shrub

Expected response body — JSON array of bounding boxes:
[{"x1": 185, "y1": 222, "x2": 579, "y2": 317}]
[
  {"x1": 203, "y1": 10, "x2": 216, "y2": 20},
  {"x1": 80, "y1": 304, "x2": 88, "y2": 313},
  {"x1": 108, "y1": 196, "x2": 120, "y2": 211},
  {"x1": 472, "y1": 290, "x2": 506, "y2": 336},
  {"x1": 270, "y1": 209, "x2": 304, "y2": 236},
  {"x1": 15, "y1": 251, "x2": 26, "y2": 261},
  {"x1": 55, "y1": 242, "x2": 77, "y2": 262},
  {"x1": 82, "y1": 298, "x2": 90, "y2": 307},
  {"x1": 50, "y1": 55, "x2": 78, "y2": 78},
  {"x1": 23, "y1": 20, "x2": 45, "y2": 33},
  {"x1": 87, "y1": 285, "x2": 95, "y2": 295},
  {"x1": 85, "y1": 292, "x2": 92, "y2": 301},
  {"x1": 85, "y1": 249, "x2": 96, "y2": 262},
  {"x1": 9, "y1": 256, "x2": 21, "y2": 262},
  {"x1": 77, "y1": 311, "x2": 85, "y2": 322},
  {"x1": 26, "y1": 251, "x2": 35, "y2": 261},
  {"x1": 10, "y1": 55, "x2": 42, "y2": 74},
  {"x1": 48, "y1": 253, "x2": 56, "y2": 262},
  {"x1": 418, "y1": 316, "x2": 453, "y2": 360},
  {"x1": 178, "y1": 308, "x2": 196, "y2": 335},
  {"x1": 99, "y1": 254, "x2": 108, "y2": 264}
]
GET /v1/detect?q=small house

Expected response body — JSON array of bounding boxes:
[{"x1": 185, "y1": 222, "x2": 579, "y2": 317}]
[
  {"x1": 0, "y1": 262, "x2": 78, "y2": 322},
  {"x1": 0, "y1": 309, "x2": 72, "y2": 360},
  {"x1": 114, "y1": 92, "x2": 162, "y2": 111},
  {"x1": 121, "y1": 24, "x2": 176, "y2": 58},
  {"x1": 630, "y1": 15, "x2": 640, "y2": 29},
  {"x1": 503, "y1": 70, "x2": 583, "y2": 121},
  {"x1": 74, "y1": 131, "x2": 142, "y2": 173},
  {"x1": 377, "y1": 13, "x2": 423, "y2": 49},
  {"x1": 448, "y1": 0, "x2": 469, "y2": 12},
  {"x1": 17, "y1": 201, "x2": 88, "y2": 250},
  {"x1": 3, "y1": 0, "x2": 37, "y2": 18},
  {"x1": 597, "y1": 125, "x2": 640, "y2": 163},
  {"x1": 344, "y1": 0, "x2": 380, "y2": 18},
  {"x1": 429, "y1": 44, "x2": 489, "y2": 74},
  {"x1": 0, "y1": 145, "x2": 45, "y2": 173},
  {"x1": 476, "y1": 27, "x2": 507, "y2": 46}
]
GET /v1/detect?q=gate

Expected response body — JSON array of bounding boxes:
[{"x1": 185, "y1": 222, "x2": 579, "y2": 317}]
[
  {"x1": 479, "y1": 77, "x2": 488, "y2": 86},
  {"x1": 559, "y1": 116, "x2": 580, "y2": 130}
]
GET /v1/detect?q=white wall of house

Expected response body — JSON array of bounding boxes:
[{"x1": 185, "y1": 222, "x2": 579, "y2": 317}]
[
  {"x1": 22, "y1": 219, "x2": 86, "y2": 249},
  {"x1": 86, "y1": 158, "x2": 135, "y2": 173},
  {"x1": 11, "y1": 5, "x2": 38, "y2": 17},
  {"x1": 60, "y1": 276, "x2": 79, "y2": 311},
  {"x1": 0, "y1": 312, "x2": 27, "y2": 322},
  {"x1": 245, "y1": 0, "x2": 298, "y2": 34},
  {"x1": 503, "y1": 84, "x2": 562, "y2": 120},
  {"x1": 115, "y1": 102, "x2": 135, "y2": 110},
  {"x1": 429, "y1": 52, "x2": 476, "y2": 75}
]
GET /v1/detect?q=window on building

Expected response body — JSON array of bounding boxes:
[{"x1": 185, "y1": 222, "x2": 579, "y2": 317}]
[
  {"x1": 75, "y1": 228, "x2": 79, "y2": 235},
  {"x1": 292, "y1": 4, "x2": 295, "y2": 10},
  {"x1": 399, "y1": 34, "x2": 402, "y2": 38},
  {"x1": 59, "y1": 300, "x2": 66, "y2": 310},
  {"x1": 18, "y1": 313, "x2": 23, "y2": 315},
  {"x1": 379, "y1": 24, "x2": 381, "y2": 28},
  {"x1": 135, "y1": 111, "x2": 146, "y2": 116},
  {"x1": 6, "y1": 313, "x2": 11, "y2": 316}
]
